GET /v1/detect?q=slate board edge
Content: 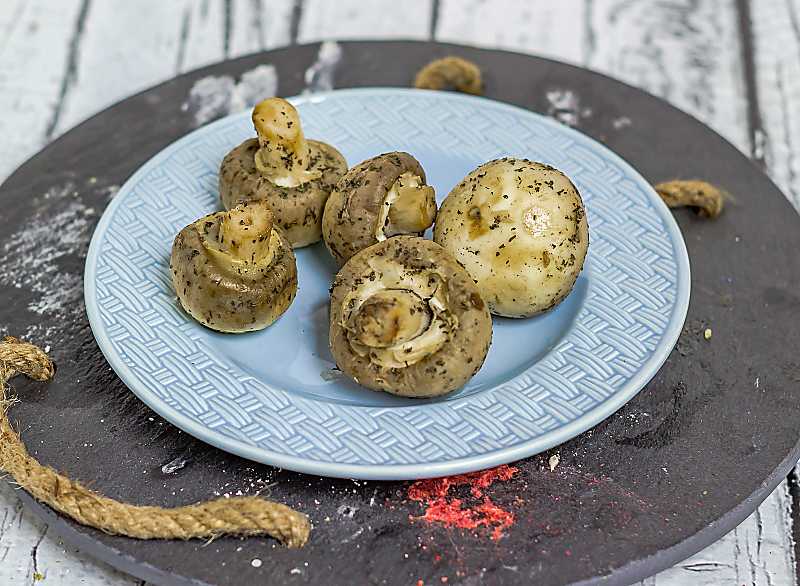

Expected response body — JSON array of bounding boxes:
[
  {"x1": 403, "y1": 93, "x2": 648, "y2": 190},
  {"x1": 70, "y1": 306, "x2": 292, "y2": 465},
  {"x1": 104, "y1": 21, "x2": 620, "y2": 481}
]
[{"x1": 1, "y1": 40, "x2": 798, "y2": 586}]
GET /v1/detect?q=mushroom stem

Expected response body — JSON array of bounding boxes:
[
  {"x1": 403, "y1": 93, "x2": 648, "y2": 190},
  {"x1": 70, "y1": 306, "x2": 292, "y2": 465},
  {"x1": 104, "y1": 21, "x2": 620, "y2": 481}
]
[
  {"x1": 252, "y1": 98, "x2": 321, "y2": 188},
  {"x1": 385, "y1": 173, "x2": 437, "y2": 236},
  {"x1": 219, "y1": 202, "x2": 274, "y2": 264}
]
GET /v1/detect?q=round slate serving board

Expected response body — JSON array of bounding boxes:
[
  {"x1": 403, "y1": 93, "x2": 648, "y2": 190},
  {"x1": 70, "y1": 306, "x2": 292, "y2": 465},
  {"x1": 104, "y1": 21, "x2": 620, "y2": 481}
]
[{"x1": 2, "y1": 41, "x2": 799, "y2": 586}]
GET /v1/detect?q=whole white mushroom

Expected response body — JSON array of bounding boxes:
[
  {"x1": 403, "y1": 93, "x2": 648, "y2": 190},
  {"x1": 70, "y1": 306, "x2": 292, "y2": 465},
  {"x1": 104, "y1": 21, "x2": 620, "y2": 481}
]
[{"x1": 433, "y1": 158, "x2": 589, "y2": 318}]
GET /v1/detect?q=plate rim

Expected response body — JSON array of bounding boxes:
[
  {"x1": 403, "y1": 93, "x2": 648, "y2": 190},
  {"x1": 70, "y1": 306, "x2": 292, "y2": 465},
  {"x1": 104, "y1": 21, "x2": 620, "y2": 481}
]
[{"x1": 84, "y1": 87, "x2": 691, "y2": 480}]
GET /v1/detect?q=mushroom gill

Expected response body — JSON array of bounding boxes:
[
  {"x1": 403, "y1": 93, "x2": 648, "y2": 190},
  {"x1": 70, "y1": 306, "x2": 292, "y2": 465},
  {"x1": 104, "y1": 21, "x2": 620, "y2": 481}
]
[
  {"x1": 376, "y1": 172, "x2": 437, "y2": 241},
  {"x1": 341, "y1": 268, "x2": 454, "y2": 369},
  {"x1": 329, "y1": 236, "x2": 492, "y2": 398}
]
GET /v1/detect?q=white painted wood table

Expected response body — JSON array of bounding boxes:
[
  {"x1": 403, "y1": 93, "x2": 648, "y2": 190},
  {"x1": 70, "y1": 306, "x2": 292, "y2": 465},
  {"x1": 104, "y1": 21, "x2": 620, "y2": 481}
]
[{"x1": 1, "y1": 1, "x2": 798, "y2": 584}]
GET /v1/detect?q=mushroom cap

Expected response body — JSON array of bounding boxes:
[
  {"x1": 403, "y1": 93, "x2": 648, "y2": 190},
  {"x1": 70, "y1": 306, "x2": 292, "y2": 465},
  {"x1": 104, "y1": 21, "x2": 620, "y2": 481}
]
[
  {"x1": 434, "y1": 158, "x2": 589, "y2": 318},
  {"x1": 322, "y1": 152, "x2": 435, "y2": 266},
  {"x1": 170, "y1": 209, "x2": 297, "y2": 333},
  {"x1": 219, "y1": 138, "x2": 347, "y2": 248},
  {"x1": 329, "y1": 236, "x2": 492, "y2": 398}
]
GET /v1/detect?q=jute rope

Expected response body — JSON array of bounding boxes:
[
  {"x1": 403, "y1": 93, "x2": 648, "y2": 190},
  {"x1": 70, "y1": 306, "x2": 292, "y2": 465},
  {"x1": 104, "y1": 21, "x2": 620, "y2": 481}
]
[{"x1": 0, "y1": 336, "x2": 310, "y2": 548}]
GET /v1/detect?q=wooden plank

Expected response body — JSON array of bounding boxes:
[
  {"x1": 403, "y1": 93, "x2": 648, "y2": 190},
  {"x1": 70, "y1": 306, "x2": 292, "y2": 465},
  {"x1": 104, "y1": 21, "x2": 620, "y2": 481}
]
[
  {"x1": 750, "y1": 0, "x2": 800, "y2": 574},
  {"x1": 0, "y1": 0, "x2": 85, "y2": 182},
  {"x1": 435, "y1": 0, "x2": 587, "y2": 64},
  {"x1": 0, "y1": 484, "x2": 140, "y2": 585},
  {"x1": 750, "y1": 0, "x2": 800, "y2": 209},
  {"x1": 54, "y1": 0, "x2": 297, "y2": 138},
  {"x1": 587, "y1": 0, "x2": 750, "y2": 153},
  {"x1": 0, "y1": 2, "x2": 795, "y2": 585},
  {"x1": 53, "y1": 0, "x2": 210, "y2": 136},
  {"x1": 438, "y1": 0, "x2": 748, "y2": 151},
  {"x1": 176, "y1": 0, "x2": 227, "y2": 72},
  {"x1": 643, "y1": 484, "x2": 795, "y2": 585},
  {"x1": 297, "y1": 0, "x2": 433, "y2": 43},
  {"x1": 228, "y1": 0, "x2": 296, "y2": 55}
]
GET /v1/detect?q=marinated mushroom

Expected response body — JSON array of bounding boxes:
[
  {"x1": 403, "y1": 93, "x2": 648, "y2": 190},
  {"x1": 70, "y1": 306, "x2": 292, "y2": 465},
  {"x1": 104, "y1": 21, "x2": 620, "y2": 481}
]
[
  {"x1": 414, "y1": 56, "x2": 483, "y2": 95},
  {"x1": 170, "y1": 201, "x2": 297, "y2": 332},
  {"x1": 434, "y1": 158, "x2": 589, "y2": 318},
  {"x1": 329, "y1": 236, "x2": 492, "y2": 398},
  {"x1": 322, "y1": 152, "x2": 437, "y2": 266},
  {"x1": 219, "y1": 97, "x2": 347, "y2": 248}
]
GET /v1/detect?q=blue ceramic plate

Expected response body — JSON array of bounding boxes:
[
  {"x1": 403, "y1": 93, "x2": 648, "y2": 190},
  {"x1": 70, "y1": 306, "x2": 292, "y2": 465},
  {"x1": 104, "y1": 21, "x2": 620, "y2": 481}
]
[{"x1": 85, "y1": 88, "x2": 690, "y2": 480}]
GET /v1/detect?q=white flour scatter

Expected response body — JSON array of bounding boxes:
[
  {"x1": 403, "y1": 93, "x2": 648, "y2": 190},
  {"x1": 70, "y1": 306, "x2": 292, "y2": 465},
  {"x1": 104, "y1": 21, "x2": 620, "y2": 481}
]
[
  {"x1": 183, "y1": 65, "x2": 279, "y2": 127},
  {"x1": 612, "y1": 116, "x2": 632, "y2": 130},
  {"x1": 336, "y1": 504, "x2": 358, "y2": 519},
  {"x1": 545, "y1": 89, "x2": 591, "y2": 128},
  {"x1": 304, "y1": 41, "x2": 342, "y2": 94},
  {"x1": 103, "y1": 184, "x2": 120, "y2": 200},
  {"x1": 211, "y1": 467, "x2": 276, "y2": 499},
  {"x1": 0, "y1": 184, "x2": 93, "y2": 344},
  {"x1": 184, "y1": 76, "x2": 235, "y2": 126},
  {"x1": 229, "y1": 66, "x2": 279, "y2": 113},
  {"x1": 753, "y1": 128, "x2": 767, "y2": 161},
  {"x1": 27, "y1": 272, "x2": 83, "y2": 315},
  {"x1": 341, "y1": 527, "x2": 364, "y2": 544}
]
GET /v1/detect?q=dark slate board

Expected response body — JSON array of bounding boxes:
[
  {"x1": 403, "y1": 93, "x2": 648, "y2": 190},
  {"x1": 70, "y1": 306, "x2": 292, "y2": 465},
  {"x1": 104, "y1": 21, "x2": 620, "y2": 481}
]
[{"x1": 2, "y1": 41, "x2": 800, "y2": 586}]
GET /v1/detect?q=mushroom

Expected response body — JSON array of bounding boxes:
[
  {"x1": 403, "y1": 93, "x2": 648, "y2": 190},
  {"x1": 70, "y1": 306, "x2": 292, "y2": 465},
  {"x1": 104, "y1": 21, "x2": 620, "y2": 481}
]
[
  {"x1": 434, "y1": 158, "x2": 589, "y2": 318},
  {"x1": 170, "y1": 200, "x2": 297, "y2": 333},
  {"x1": 414, "y1": 56, "x2": 483, "y2": 95},
  {"x1": 219, "y1": 97, "x2": 347, "y2": 248},
  {"x1": 329, "y1": 236, "x2": 492, "y2": 398},
  {"x1": 654, "y1": 179, "x2": 725, "y2": 219},
  {"x1": 322, "y1": 152, "x2": 437, "y2": 266}
]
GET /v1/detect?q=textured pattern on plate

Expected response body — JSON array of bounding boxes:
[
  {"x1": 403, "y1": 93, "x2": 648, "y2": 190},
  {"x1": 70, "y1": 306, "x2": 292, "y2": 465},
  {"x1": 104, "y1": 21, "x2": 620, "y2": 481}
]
[{"x1": 85, "y1": 89, "x2": 689, "y2": 478}]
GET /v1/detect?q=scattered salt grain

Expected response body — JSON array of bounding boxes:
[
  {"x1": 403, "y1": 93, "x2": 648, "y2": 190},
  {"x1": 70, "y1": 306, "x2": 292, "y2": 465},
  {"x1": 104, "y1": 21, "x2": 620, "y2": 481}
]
[
  {"x1": 161, "y1": 455, "x2": 189, "y2": 474},
  {"x1": 612, "y1": 116, "x2": 632, "y2": 130},
  {"x1": 545, "y1": 89, "x2": 584, "y2": 127}
]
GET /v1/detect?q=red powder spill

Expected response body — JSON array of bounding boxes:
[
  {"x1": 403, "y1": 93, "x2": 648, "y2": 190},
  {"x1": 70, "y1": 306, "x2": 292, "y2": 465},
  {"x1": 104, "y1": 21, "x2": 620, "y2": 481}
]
[{"x1": 407, "y1": 465, "x2": 518, "y2": 540}]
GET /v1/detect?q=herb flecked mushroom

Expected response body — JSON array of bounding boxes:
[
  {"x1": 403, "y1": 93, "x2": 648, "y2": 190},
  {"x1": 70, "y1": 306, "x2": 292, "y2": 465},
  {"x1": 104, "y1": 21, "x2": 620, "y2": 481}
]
[
  {"x1": 170, "y1": 201, "x2": 297, "y2": 332},
  {"x1": 413, "y1": 56, "x2": 483, "y2": 95},
  {"x1": 434, "y1": 158, "x2": 589, "y2": 318},
  {"x1": 329, "y1": 236, "x2": 492, "y2": 398},
  {"x1": 218, "y1": 97, "x2": 347, "y2": 248},
  {"x1": 322, "y1": 152, "x2": 437, "y2": 266}
]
